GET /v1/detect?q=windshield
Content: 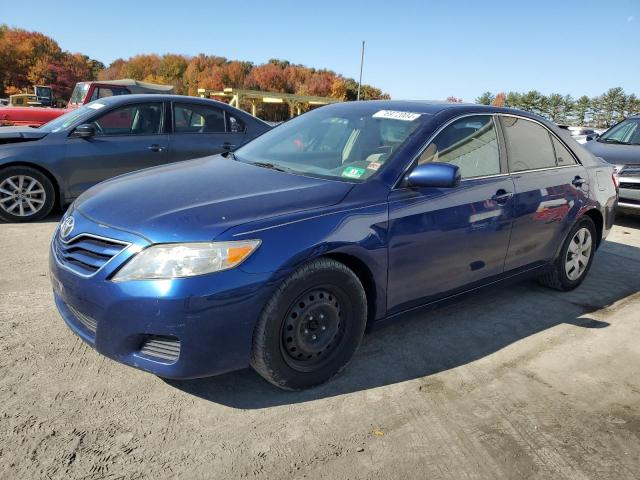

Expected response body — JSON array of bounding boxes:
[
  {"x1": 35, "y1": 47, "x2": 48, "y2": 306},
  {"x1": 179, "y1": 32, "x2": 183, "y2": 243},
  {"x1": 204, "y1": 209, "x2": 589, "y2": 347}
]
[
  {"x1": 599, "y1": 118, "x2": 640, "y2": 145},
  {"x1": 69, "y1": 83, "x2": 90, "y2": 104},
  {"x1": 234, "y1": 107, "x2": 424, "y2": 181},
  {"x1": 39, "y1": 102, "x2": 107, "y2": 132}
]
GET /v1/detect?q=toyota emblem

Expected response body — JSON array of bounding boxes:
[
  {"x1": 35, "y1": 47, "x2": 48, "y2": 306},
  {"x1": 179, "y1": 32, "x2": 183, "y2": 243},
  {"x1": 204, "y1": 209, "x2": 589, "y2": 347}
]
[{"x1": 60, "y1": 216, "x2": 75, "y2": 239}]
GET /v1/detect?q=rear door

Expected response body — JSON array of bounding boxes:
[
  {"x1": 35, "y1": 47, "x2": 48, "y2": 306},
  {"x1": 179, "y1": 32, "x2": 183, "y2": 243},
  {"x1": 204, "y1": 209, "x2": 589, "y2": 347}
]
[
  {"x1": 500, "y1": 115, "x2": 589, "y2": 271},
  {"x1": 387, "y1": 114, "x2": 516, "y2": 314},
  {"x1": 63, "y1": 101, "x2": 169, "y2": 197},
  {"x1": 168, "y1": 102, "x2": 247, "y2": 161}
]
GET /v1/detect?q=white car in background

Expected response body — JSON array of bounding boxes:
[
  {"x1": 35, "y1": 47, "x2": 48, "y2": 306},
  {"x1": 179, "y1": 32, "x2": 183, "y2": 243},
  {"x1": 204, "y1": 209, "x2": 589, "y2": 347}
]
[
  {"x1": 554, "y1": 126, "x2": 600, "y2": 144},
  {"x1": 568, "y1": 126, "x2": 601, "y2": 144}
]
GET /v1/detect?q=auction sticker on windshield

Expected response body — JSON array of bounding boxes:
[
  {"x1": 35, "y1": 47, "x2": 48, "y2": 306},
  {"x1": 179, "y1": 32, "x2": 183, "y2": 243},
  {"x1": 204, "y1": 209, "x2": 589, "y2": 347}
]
[
  {"x1": 342, "y1": 166, "x2": 366, "y2": 179},
  {"x1": 372, "y1": 110, "x2": 421, "y2": 121}
]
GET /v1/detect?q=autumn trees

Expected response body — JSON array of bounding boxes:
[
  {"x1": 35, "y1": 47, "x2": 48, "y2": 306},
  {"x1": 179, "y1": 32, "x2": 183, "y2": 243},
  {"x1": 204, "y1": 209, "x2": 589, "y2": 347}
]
[
  {"x1": 97, "y1": 55, "x2": 388, "y2": 119},
  {"x1": 98, "y1": 55, "x2": 388, "y2": 101},
  {"x1": 475, "y1": 88, "x2": 640, "y2": 128},
  {"x1": 0, "y1": 26, "x2": 103, "y2": 101},
  {"x1": 1, "y1": 25, "x2": 388, "y2": 118}
]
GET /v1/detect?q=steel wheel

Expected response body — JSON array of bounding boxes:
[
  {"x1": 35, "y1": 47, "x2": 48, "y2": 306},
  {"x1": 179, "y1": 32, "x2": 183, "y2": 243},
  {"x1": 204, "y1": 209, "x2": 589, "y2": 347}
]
[
  {"x1": 564, "y1": 227, "x2": 592, "y2": 281},
  {"x1": 0, "y1": 174, "x2": 47, "y2": 217},
  {"x1": 280, "y1": 288, "x2": 347, "y2": 372}
]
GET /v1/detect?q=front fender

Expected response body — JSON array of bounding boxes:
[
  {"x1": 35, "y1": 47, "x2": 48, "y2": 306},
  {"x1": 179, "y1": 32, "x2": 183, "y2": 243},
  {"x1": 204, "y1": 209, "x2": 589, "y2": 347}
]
[{"x1": 223, "y1": 200, "x2": 389, "y2": 321}]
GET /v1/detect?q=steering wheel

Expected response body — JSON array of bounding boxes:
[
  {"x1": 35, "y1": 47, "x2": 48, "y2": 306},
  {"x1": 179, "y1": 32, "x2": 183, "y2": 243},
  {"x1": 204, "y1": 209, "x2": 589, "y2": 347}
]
[{"x1": 92, "y1": 121, "x2": 104, "y2": 135}]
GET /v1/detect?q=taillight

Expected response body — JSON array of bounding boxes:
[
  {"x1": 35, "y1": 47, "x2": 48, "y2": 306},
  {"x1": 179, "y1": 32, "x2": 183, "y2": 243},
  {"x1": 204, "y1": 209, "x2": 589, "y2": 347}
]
[{"x1": 612, "y1": 173, "x2": 619, "y2": 189}]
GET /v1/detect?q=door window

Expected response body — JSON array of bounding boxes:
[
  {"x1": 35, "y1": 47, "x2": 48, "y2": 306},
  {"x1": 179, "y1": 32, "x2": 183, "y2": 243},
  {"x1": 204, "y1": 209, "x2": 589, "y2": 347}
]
[
  {"x1": 501, "y1": 117, "x2": 556, "y2": 172},
  {"x1": 418, "y1": 115, "x2": 501, "y2": 178},
  {"x1": 93, "y1": 103, "x2": 163, "y2": 136},
  {"x1": 173, "y1": 103, "x2": 226, "y2": 133},
  {"x1": 228, "y1": 114, "x2": 245, "y2": 133}
]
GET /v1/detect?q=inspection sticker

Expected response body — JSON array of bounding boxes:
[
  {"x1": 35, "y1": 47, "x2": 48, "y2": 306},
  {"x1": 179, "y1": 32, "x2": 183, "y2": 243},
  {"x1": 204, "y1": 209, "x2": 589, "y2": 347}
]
[
  {"x1": 342, "y1": 166, "x2": 366, "y2": 179},
  {"x1": 372, "y1": 110, "x2": 421, "y2": 121},
  {"x1": 87, "y1": 102, "x2": 106, "y2": 110},
  {"x1": 367, "y1": 161, "x2": 382, "y2": 171}
]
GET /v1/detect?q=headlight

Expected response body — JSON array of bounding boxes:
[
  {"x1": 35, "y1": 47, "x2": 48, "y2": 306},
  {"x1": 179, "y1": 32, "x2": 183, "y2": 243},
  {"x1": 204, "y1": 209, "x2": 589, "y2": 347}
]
[
  {"x1": 612, "y1": 164, "x2": 625, "y2": 176},
  {"x1": 112, "y1": 240, "x2": 261, "y2": 282}
]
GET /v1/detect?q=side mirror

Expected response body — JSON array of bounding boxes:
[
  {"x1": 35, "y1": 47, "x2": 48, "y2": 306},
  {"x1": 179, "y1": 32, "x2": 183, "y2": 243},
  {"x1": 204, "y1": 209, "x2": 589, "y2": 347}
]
[
  {"x1": 405, "y1": 162, "x2": 461, "y2": 188},
  {"x1": 586, "y1": 133, "x2": 599, "y2": 141},
  {"x1": 72, "y1": 123, "x2": 95, "y2": 138}
]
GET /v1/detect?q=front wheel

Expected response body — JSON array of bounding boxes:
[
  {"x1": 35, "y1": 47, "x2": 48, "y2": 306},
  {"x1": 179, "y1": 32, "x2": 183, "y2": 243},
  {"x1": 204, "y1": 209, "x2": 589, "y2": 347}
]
[
  {"x1": 538, "y1": 216, "x2": 597, "y2": 291},
  {"x1": 250, "y1": 258, "x2": 367, "y2": 390},
  {"x1": 0, "y1": 166, "x2": 55, "y2": 222}
]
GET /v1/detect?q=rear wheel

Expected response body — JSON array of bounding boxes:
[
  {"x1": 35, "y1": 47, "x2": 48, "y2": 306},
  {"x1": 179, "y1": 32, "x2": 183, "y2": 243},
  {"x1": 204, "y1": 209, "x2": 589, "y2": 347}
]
[
  {"x1": 538, "y1": 216, "x2": 597, "y2": 291},
  {"x1": 250, "y1": 258, "x2": 367, "y2": 390},
  {"x1": 0, "y1": 167, "x2": 55, "y2": 222}
]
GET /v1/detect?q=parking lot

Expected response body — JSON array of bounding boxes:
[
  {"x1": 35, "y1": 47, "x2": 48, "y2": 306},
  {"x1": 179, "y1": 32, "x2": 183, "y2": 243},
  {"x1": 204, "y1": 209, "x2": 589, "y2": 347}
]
[{"x1": 0, "y1": 214, "x2": 638, "y2": 479}]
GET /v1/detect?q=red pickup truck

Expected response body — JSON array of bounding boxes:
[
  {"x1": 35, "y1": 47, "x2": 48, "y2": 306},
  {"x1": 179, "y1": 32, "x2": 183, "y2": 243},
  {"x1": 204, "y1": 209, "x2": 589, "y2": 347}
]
[{"x1": 0, "y1": 79, "x2": 174, "y2": 127}]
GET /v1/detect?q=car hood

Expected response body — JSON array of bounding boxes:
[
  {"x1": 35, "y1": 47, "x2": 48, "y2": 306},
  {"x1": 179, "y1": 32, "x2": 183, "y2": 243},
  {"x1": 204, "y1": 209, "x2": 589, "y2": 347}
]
[
  {"x1": 583, "y1": 140, "x2": 640, "y2": 165},
  {"x1": 75, "y1": 156, "x2": 353, "y2": 243},
  {"x1": 0, "y1": 126, "x2": 48, "y2": 142}
]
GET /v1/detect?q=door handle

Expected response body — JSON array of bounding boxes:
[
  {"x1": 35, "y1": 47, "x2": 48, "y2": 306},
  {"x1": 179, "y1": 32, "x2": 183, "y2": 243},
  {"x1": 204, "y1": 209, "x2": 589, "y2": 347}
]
[
  {"x1": 572, "y1": 176, "x2": 586, "y2": 187},
  {"x1": 148, "y1": 144, "x2": 164, "y2": 152},
  {"x1": 491, "y1": 189, "x2": 513, "y2": 204},
  {"x1": 221, "y1": 142, "x2": 236, "y2": 150}
]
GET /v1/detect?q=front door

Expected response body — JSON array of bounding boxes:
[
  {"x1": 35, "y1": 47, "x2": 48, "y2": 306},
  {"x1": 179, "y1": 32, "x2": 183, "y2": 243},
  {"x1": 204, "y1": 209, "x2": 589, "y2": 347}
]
[
  {"x1": 64, "y1": 102, "x2": 169, "y2": 197},
  {"x1": 387, "y1": 114, "x2": 515, "y2": 314}
]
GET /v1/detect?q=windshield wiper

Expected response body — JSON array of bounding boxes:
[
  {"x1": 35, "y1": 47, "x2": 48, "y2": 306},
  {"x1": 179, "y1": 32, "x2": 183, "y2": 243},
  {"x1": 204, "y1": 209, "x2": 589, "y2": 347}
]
[
  {"x1": 599, "y1": 138, "x2": 630, "y2": 145},
  {"x1": 250, "y1": 161, "x2": 291, "y2": 173}
]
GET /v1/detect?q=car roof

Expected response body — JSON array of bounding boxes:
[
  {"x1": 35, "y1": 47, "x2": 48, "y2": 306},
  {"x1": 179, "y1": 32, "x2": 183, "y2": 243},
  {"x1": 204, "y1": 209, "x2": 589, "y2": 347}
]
[
  {"x1": 320, "y1": 99, "x2": 543, "y2": 119},
  {"x1": 91, "y1": 94, "x2": 227, "y2": 106}
]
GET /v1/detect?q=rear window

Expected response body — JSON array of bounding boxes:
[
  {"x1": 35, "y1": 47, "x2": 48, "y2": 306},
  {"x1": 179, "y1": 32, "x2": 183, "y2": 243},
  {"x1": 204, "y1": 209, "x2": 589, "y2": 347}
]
[{"x1": 551, "y1": 136, "x2": 576, "y2": 166}]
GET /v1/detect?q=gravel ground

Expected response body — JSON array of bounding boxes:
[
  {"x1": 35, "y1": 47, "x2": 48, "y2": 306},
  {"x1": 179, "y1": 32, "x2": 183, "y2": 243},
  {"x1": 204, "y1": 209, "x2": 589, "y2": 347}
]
[{"x1": 1, "y1": 213, "x2": 639, "y2": 480}]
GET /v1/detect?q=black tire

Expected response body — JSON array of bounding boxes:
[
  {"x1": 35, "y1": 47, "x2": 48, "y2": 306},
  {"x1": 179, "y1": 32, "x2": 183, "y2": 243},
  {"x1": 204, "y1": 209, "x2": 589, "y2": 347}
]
[
  {"x1": 0, "y1": 166, "x2": 55, "y2": 223},
  {"x1": 538, "y1": 216, "x2": 597, "y2": 291},
  {"x1": 250, "y1": 258, "x2": 367, "y2": 390}
]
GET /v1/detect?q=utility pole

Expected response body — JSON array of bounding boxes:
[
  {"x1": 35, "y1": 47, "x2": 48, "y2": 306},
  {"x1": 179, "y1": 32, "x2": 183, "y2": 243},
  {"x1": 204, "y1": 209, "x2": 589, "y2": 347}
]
[{"x1": 357, "y1": 41, "x2": 365, "y2": 101}]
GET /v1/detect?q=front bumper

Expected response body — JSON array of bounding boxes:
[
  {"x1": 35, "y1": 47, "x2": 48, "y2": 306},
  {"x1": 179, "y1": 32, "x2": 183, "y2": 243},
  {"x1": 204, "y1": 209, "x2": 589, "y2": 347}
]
[
  {"x1": 617, "y1": 175, "x2": 640, "y2": 213},
  {"x1": 49, "y1": 213, "x2": 279, "y2": 379}
]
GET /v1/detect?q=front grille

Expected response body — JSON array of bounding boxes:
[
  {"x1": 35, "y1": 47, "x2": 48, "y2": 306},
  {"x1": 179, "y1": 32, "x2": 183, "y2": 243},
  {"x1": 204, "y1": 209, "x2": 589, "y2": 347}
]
[
  {"x1": 620, "y1": 182, "x2": 640, "y2": 190},
  {"x1": 53, "y1": 233, "x2": 128, "y2": 276},
  {"x1": 140, "y1": 336, "x2": 181, "y2": 362},
  {"x1": 620, "y1": 166, "x2": 640, "y2": 177},
  {"x1": 67, "y1": 304, "x2": 97, "y2": 334}
]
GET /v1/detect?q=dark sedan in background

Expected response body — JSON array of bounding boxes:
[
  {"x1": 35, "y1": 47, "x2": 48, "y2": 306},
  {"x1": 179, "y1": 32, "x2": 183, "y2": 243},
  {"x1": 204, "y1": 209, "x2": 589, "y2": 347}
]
[
  {"x1": 583, "y1": 115, "x2": 640, "y2": 214},
  {"x1": 0, "y1": 95, "x2": 270, "y2": 222}
]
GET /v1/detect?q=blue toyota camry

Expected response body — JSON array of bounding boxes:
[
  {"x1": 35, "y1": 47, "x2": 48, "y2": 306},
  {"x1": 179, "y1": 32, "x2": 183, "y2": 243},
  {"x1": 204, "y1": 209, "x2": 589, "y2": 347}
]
[{"x1": 50, "y1": 101, "x2": 618, "y2": 390}]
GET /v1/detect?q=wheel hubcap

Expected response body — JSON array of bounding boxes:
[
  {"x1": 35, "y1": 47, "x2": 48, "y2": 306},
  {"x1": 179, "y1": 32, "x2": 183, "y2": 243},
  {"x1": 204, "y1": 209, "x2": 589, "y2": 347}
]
[
  {"x1": 565, "y1": 227, "x2": 592, "y2": 281},
  {"x1": 0, "y1": 175, "x2": 46, "y2": 217},
  {"x1": 281, "y1": 288, "x2": 346, "y2": 371}
]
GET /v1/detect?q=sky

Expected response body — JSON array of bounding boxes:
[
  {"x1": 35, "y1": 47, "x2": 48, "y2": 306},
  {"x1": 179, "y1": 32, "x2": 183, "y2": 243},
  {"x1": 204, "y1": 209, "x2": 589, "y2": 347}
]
[{"x1": 3, "y1": 0, "x2": 639, "y2": 101}]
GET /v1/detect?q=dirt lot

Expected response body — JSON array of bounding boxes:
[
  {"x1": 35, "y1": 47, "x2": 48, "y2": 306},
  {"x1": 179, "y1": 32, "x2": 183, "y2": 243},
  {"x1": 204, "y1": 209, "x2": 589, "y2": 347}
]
[{"x1": 1, "y1": 213, "x2": 639, "y2": 480}]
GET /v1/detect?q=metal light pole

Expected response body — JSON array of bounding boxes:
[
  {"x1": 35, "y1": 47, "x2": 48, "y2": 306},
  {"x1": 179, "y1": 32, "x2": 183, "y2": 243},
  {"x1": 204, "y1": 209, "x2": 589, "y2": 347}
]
[{"x1": 357, "y1": 41, "x2": 365, "y2": 101}]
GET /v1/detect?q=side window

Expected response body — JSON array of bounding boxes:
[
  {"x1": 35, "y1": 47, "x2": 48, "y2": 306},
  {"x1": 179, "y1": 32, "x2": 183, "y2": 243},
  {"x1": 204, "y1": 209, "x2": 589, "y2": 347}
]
[
  {"x1": 228, "y1": 115, "x2": 245, "y2": 133},
  {"x1": 418, "y1": 115, "x2": 501, "y2": 178},
  {"x1": 173, "y1": 103, "x2": 226, "y2": 133},
  {"x1": 500, "y1": 117, "x2": 555, "y2": 172},
  {"x1": 93, "y1": 103, "x2": 163, "y2": 136},
  {"x1": 551, "y1": 136, "x2": 576, "y2": 166}
]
